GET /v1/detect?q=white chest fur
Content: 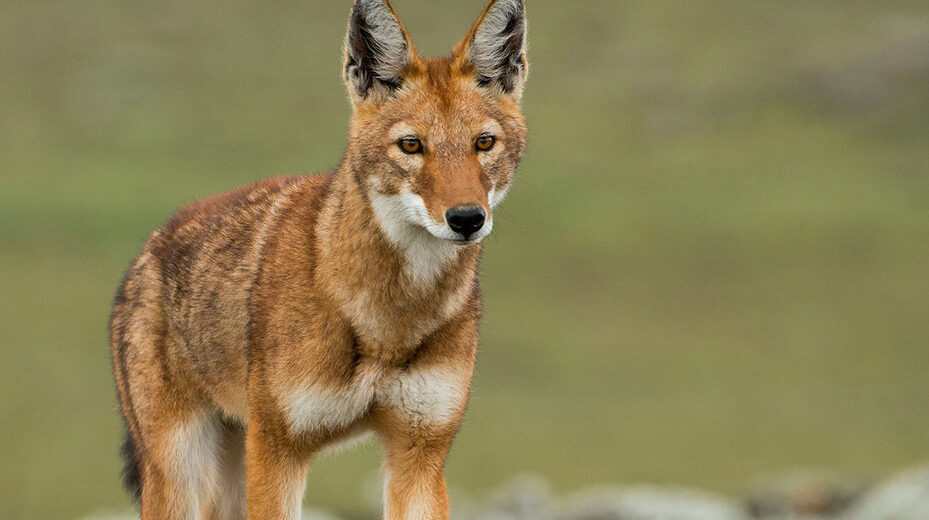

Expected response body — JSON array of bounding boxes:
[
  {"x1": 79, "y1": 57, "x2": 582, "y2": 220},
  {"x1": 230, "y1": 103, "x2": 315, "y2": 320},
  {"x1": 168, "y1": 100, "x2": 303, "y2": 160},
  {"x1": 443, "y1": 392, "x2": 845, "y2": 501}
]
[
  {"x1": 378, "y1": 365, "x2": 468, "y2": 425},
  {"x1": 280, "y1": 368, "x2": 381, "y2": 434},
  {"x1": 280, "y1": 364, "x2": 467, "y2": 435}
]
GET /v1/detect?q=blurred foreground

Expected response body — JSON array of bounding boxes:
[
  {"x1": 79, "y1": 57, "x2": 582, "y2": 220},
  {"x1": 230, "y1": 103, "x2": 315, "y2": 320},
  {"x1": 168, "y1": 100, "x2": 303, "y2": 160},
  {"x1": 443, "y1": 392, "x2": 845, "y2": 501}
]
[{"x1": 80, "y1": 464, "x2": 929, "y2": 520}]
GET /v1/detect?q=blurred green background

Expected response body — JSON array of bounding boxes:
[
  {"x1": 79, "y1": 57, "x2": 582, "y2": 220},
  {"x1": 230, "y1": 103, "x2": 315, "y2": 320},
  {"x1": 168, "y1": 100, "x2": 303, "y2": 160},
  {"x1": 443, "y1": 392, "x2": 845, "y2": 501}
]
[{"x1": 2, "y1": 0, "x2": 929, "y2": 518}]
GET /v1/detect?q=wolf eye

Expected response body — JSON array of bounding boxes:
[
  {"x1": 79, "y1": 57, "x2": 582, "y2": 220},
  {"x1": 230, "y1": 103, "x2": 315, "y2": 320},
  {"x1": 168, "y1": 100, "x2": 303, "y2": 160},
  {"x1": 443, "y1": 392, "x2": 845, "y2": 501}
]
[
  {"x1": 475, "y1": 135, "x2": 496, "y2": 152},
  {"x1": 398, "y1": 137, "x2": 423, "y2": 154}
]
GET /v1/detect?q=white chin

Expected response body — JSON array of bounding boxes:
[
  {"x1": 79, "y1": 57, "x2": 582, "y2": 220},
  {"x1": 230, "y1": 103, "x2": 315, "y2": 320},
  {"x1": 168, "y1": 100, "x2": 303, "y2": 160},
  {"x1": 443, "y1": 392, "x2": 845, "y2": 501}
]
[
  {"x1": 443, "y1": 227, "x2": 492, "y2": 245},
  {"x1": 448, "y1": 237, "x2": 482, "y2": 246}
]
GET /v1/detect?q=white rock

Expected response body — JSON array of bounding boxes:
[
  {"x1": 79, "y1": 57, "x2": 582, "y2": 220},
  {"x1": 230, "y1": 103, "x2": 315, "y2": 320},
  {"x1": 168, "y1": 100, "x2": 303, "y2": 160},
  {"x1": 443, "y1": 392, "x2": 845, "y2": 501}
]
[
  {"x1": 842, "y1": 466, "x2": 929, "y2": 520},
  {"x1": 557, "y1": 486, "x2": 749, "y2": 520}
]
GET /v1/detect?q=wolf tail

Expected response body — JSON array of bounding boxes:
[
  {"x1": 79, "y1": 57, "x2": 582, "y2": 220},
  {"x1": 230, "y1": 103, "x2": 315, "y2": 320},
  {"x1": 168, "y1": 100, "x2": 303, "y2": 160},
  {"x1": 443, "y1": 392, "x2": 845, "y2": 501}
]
[{"x1": 120, "y1": 425, "x2": 143, "y2": 503}]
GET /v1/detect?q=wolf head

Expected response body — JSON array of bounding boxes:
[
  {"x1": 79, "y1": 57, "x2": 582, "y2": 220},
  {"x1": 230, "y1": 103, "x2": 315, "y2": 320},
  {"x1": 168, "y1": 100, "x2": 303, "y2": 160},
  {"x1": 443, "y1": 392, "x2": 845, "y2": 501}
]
[{"x1": 343, "y1": 0, "x2": 528, "y2": 246}]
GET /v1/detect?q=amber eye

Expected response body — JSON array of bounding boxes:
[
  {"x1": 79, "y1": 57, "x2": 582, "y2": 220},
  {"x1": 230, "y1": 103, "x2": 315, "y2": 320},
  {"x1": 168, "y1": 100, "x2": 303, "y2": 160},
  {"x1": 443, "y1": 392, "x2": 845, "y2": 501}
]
[
  {"x1": 475, "y1": 134, "x2": 496, "y2": 152},
  {"x1": 398, "y1": 137, "x2": 423, "y2": 154}
]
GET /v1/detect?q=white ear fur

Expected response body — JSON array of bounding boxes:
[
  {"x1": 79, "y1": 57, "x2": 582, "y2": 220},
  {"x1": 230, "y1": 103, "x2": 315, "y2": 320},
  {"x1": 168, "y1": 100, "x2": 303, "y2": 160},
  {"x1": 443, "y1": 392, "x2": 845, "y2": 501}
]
[
  {"x1": 467, "y1": 0, "x2": 528, "y2": 96},
  {"x1": 344, "y1": 0, "x2": 412, "y2": 99}
]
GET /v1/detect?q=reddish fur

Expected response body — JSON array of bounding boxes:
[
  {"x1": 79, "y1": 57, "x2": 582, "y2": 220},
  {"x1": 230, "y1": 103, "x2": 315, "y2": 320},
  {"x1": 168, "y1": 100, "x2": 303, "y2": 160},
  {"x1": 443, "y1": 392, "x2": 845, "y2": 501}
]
[{"x1": 110, "y1": 1, "x2": 527, "y2": 519}]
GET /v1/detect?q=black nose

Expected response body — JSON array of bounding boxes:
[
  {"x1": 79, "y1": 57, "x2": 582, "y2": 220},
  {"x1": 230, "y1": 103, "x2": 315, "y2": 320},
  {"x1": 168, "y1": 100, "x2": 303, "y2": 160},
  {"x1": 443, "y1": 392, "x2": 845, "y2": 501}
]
[{"x1": 445, "y1": 205, "x2": 486, "y2": 239}]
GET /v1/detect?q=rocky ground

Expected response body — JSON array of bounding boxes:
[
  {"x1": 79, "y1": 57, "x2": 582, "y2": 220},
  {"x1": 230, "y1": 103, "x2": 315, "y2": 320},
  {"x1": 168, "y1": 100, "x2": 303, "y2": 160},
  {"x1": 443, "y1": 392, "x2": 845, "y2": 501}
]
[
  {"x1": 81, "y1": 465, "x2": 929, "y2": 520},
  {"x1": 448, "y1": 466, "x2": 929, "y2": 520}
]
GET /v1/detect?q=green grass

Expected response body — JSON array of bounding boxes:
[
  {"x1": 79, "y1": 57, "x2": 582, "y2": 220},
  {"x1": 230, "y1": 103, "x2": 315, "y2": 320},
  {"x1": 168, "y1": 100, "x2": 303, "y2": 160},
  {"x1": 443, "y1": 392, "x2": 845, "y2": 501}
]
[{"x1": 2, "y1": 1, "x2": 929, "y2": 518}]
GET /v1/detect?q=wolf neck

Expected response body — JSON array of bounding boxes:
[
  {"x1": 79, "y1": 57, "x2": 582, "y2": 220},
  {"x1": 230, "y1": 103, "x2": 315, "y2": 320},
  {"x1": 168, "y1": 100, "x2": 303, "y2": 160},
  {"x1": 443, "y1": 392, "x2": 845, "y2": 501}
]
[{"x1": 313, "y1": 166, "x2": 480, "y2": 357}]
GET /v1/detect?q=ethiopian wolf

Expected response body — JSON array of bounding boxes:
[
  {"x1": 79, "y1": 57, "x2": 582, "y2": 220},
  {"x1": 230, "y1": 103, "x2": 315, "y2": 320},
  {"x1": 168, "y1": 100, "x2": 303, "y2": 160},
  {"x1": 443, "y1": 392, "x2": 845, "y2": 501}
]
[{"x1": 110, "y1": 0, "x2": 528, "y2": 518}]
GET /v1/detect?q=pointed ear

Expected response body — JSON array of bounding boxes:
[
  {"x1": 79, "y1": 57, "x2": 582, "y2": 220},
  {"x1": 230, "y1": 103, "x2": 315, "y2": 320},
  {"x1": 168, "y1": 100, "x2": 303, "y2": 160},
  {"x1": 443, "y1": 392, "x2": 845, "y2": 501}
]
[
  {"x1": 344, "y1": 0, "x2": 414, "y2": 100},
  {"x1": 457, "y1": 0, "x2": 528, "y2": 98}
]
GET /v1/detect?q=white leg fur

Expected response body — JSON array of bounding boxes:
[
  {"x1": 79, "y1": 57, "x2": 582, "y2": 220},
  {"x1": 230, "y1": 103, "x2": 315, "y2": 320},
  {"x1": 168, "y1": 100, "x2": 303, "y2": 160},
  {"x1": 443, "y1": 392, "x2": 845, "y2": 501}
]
[
  {"x1": 280, "y1": 369, "x2": 381, "y2": 435},
  {"x1": 383, "y1": 468, "x2": 442, "y2": 520},
  {"x1": 164, "y1": 412, "x2": 222, "y2": 519},
  {"x1": 282, "y1": 472, "x2": 307, "y2": 520},
  {"x1": 213, "y1": 425, "x2": 247, "y2": 520}
]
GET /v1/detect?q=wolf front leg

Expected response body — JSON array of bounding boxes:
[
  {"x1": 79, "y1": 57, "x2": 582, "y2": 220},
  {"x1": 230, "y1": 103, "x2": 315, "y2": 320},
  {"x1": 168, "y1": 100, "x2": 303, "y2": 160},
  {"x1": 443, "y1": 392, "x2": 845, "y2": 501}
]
[
  {"x1": 245, "y1": 415, "x2": 310, "y2": 520},
  {"x1": 375, "y1": 315, "x2": 479, "y2": 520},
  {"x1": 380, "y1": 431, "x2": 454, "y2": 520}
]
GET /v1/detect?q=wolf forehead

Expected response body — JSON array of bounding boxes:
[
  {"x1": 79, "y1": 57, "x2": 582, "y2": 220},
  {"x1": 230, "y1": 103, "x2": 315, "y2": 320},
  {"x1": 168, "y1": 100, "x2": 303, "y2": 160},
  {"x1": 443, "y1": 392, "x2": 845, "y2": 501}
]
[
  {"x1": 350, "y1": 65, "x2": 528, "y2": 160},
  {"x1": 352, "y1": 89, "x2": 525, "y2": 146}
]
